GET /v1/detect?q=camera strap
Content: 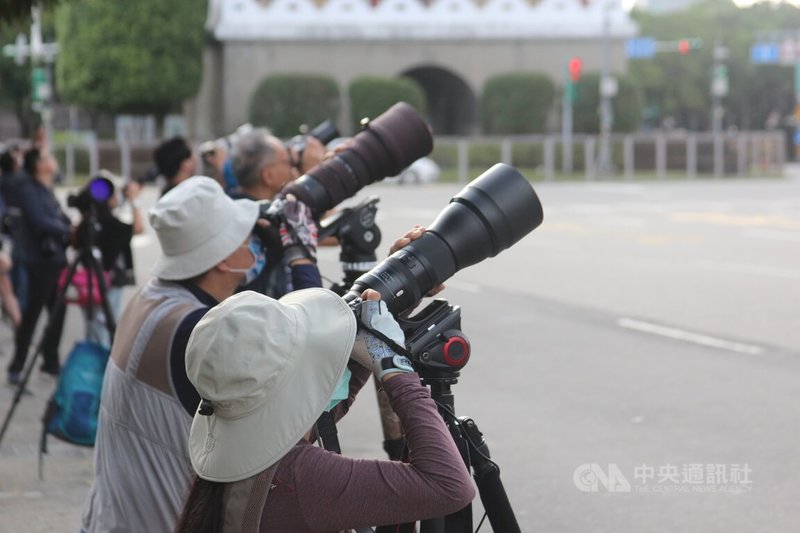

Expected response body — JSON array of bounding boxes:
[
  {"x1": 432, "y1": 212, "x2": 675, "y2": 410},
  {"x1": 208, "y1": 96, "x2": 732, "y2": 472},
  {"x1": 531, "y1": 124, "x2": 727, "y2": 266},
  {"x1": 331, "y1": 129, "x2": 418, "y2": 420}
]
[
  {"x1": 316, "y1": 410, "x2": 341, "y2": 454},
  {"x1": 358, "y1": 323, "x2": 412, "y2": 360}
]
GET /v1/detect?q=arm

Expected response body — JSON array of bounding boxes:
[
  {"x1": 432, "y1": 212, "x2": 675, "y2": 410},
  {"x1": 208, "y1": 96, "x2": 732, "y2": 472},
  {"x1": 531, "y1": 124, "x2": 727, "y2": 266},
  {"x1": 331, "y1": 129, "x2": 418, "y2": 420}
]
[
  {"x1": 170, "y1": 307, "x2": 210, "y2": 416},
  {"x1": 20, "y1": 185, "x2": 70, "y2": 238},
  {"x1": 290, "y1": 373, "x2": 475, "y2": 531},
  {"x1": 124, "y1": 181, "x2": 145, "y2": 235},
  {"x1": 288, "y1": 262, "x2": 322, "y2": 290}
]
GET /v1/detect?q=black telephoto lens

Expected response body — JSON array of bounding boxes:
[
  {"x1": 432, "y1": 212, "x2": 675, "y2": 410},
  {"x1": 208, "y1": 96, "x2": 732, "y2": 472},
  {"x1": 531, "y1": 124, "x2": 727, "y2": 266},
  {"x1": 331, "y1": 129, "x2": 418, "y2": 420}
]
[
  {"x1": 282, "y1": 102, "x2": 432, "y2": 216},
  {"x1": 308, "y1": 120, "x2": 340, "y2": 145},
  {"x1": 344, "y1": 164, "x2": 543, "y2": 315}
]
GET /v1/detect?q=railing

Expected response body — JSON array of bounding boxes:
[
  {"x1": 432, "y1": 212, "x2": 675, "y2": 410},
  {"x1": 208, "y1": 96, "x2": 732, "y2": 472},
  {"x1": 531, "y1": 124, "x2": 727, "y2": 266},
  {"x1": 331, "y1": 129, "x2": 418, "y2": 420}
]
[
  {"x1": 45, "y1": 130, "x2": 786, "y2": 184},
  {"x1": 432, "y1": 131, "x2": 786, "y2": 182}
]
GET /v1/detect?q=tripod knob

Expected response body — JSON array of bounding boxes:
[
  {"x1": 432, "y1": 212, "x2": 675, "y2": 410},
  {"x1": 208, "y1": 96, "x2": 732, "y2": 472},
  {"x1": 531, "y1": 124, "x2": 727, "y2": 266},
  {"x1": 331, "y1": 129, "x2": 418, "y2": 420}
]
[{"x1": 442, "y1": 334, "x2": 469, "y2": 368}]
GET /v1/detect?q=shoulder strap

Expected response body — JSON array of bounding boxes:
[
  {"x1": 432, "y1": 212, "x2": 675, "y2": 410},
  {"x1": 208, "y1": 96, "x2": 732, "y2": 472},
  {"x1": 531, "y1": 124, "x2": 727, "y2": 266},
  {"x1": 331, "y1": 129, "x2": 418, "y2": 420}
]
[{"x1": 222, "y1": 463, "x2": 279, "y2": 533}]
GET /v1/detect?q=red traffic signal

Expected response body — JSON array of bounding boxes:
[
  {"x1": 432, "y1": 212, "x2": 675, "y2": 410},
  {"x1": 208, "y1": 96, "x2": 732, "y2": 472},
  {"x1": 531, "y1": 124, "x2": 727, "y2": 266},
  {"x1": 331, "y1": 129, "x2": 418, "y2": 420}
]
[
  {"x1": 678, "y1": 39, "x2": 690, "y2": 55},
  {"x1": 568, "y1": 57, "x2": 583, "y2": 82}
]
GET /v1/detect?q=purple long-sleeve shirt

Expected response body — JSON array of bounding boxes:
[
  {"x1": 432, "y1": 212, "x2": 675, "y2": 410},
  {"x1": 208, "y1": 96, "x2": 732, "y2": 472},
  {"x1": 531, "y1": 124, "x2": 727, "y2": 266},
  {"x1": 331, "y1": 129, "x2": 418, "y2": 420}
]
[{"x1": 260, "y1": 372, "x2": 476, "y2": 532}]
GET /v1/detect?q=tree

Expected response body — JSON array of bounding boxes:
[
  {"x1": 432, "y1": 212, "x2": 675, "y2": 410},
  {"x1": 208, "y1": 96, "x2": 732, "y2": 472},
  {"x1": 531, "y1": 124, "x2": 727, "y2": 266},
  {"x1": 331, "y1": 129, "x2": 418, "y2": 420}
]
[
  {"x1": 481, "y1": 73, "x2": 555, "y2": 134},
  {"x1": 54, "y1": 0, "x2": 204, "y2": 118},
  {"x1": 0, "y1": 20, "x2": 36, "y2": 136},
  {"x1": 630, "y1": 0, "x2": 800, "y2": 131},
  {"x1": 349, "y1": 76, "x2": 426, "y2": 127},
  {"x1": 249, "y1": 74, "x2": 340, "y2": 137},
  {"x1": 0, "y1": 0, "x2": 62, "y2": 24},
  {"x1": 573, "y1": 73, "x2": 642, "y2": 133}
]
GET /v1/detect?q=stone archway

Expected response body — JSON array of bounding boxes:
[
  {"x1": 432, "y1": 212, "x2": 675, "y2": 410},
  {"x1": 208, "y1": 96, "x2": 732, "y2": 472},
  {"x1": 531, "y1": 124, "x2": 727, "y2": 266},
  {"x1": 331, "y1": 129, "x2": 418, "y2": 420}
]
[{"x1": 402, "y1": 66, "x2": 478, "y2": 135}]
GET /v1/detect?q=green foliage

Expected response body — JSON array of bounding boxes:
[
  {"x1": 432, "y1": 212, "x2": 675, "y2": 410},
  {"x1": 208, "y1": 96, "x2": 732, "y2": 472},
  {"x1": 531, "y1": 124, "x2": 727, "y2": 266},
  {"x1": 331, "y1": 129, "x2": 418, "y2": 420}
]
[
  {"x1": 55, "y1": 0, "x2": 204, "y2": 115},
  {"x1": 480, "y1": 73, "x2": 555, "y2": 134},
  {"x1": 0, "y1": 0, "x2": 62, "y2": 24},
  {"x1": 349, "y1": 76, "x2": 426, "y2": 126},
  {"x1": 249, "y1": 74, "x2": 340, "y2": 137},
  {"x1": 630, "y1": 0, "x2": 800, "y2": 130},
  {"x1": 572, "y1": 73, "x2": 642, "y2": 134},
  {"x1": 0, "y1": 19, "x2": 36, "y2": 134}
]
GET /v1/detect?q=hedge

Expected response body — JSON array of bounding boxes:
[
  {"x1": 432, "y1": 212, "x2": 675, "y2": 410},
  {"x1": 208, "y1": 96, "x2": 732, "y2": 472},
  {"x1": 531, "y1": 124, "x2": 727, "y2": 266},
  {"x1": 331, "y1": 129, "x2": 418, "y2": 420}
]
[
  {"x1": 481, "y1": 73, "x2": 555, "y2": 134},
  {"x1": 249, "y1": 74, "x2": 340, "y2": 137}
]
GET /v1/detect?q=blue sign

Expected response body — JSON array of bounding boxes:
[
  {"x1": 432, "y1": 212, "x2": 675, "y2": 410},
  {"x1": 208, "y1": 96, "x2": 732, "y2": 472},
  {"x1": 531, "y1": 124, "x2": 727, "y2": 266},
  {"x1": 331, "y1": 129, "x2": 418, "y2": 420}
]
[
  {"x1": 626, "y1": 38, "x2": 657, "y2": 60},
  {"x1": 751, "y1": 43, "x2": 780, "y2": 64},
  {"x1": 793, "y1": 128, "x2": 800, "y2": 147}
]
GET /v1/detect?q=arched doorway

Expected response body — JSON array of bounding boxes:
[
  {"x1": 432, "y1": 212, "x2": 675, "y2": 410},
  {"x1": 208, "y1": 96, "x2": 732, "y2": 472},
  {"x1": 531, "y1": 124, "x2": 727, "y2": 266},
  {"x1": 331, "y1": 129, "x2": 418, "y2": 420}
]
[{"x1": 402, "y1": 66, "x2": 477, "y2": 135}]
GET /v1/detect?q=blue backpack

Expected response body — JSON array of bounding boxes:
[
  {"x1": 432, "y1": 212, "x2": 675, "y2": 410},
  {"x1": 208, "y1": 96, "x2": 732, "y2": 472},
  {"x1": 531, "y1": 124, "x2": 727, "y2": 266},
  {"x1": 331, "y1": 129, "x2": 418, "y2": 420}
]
[{"x1": 43, "y1": 341, "x2": 110, "y2": 447}]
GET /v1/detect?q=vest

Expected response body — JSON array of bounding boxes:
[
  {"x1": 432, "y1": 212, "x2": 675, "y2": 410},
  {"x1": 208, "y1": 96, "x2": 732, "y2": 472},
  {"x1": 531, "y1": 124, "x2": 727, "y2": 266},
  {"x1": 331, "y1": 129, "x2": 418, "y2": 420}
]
[{"x1": 81, "y1": 279, "x2": 207, "y2": 533}]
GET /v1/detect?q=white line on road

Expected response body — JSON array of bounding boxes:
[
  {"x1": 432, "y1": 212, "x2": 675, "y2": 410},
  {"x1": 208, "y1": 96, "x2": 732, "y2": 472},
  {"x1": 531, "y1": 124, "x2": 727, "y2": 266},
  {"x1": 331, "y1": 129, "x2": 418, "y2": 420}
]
[
  {"x1": 0, "y1": 491, "x2": 43, "y2": 499},
  {"x1": 617, "y1": 318, "x2": 764, "y2": 355},
  {"x1": 742, "y1": 229, "x2": 800, "y2": 243}
]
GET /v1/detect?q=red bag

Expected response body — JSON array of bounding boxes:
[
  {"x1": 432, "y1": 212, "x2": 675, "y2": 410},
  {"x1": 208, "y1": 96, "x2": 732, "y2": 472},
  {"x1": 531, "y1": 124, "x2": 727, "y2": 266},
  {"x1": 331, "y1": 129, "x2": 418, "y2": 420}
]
[{"x1": 57, "y1": 268, "x2": 111, "y2": 307}]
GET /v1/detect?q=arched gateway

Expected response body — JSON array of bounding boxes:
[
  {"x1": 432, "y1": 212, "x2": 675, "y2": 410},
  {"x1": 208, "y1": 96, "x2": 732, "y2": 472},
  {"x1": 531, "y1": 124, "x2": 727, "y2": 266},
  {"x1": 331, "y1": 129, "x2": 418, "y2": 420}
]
[{"x1": 188, "y1": 0, "x2": 637, "y2": 138}]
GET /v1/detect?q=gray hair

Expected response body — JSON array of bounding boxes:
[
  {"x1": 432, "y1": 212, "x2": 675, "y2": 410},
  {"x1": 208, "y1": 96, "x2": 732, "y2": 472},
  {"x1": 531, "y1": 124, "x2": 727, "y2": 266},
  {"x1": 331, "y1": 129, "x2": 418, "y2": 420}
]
[{"x1": 231, "y1": 128, "x2": 279, "y2": 190}]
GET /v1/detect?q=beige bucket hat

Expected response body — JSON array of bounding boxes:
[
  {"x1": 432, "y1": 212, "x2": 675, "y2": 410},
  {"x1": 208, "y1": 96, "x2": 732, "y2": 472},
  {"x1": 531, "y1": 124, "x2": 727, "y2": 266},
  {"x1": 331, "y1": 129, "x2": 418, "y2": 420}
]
[
  {"x1": 148, "y1": 176, "x2": 259, "y2": 280},
  {"x1": 185, "y1": 288, "x2": 357, "y2": 482}
]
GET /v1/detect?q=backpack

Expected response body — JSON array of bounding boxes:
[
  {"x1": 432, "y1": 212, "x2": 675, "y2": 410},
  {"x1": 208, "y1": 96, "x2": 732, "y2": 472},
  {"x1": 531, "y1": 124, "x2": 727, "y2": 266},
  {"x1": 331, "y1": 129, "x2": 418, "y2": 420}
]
[{"x1": 42, "y1": 341, "x2": 110, "y2": 447}]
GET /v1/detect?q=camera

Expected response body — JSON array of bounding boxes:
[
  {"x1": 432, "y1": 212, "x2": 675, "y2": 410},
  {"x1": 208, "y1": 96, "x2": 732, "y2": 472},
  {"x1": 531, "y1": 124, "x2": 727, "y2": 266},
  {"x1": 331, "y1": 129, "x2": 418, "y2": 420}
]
[
  {"x1": 252, "y1": 102, "x2": 433, "y2": 257},
  {"x1": 67, "y1": 176, "x2": 116, "y2": 213},
  {"x1": 199, "y1": 123, "x2": 254, "y2": 159},
  {"x1": 282, "y1": 102, "x2": 433, "y2": 218},
  {"x1": 285, "y1": 119, "x2": 340, "y2": 172},
  {"x1": 343, "y1": 163, "x2": 544, "y2": 367}
]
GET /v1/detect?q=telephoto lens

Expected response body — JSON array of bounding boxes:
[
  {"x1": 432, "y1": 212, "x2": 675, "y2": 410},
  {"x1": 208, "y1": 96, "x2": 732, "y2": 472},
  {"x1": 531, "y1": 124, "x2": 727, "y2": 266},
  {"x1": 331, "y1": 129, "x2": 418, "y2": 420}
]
[
  {"x1": 344, "y1": 163, "x2": 544, "y2": 314},
  {"x1": 282, "y1": 102, "x2": 433, "y2": 217}
]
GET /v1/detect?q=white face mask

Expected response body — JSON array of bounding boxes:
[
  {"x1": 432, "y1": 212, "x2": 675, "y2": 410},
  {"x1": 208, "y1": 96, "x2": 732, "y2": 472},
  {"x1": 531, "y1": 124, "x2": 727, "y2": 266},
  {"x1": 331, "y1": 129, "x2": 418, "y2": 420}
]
[{"x1": 228, "y1": 236, "x2": 267, "y2": 286}]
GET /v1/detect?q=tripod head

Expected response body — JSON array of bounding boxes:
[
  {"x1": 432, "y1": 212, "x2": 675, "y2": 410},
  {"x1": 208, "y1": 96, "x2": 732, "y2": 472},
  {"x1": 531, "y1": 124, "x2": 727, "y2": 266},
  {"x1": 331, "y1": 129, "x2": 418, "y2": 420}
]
[
  {"x1": 398, "y1": 299, "x2": 470, "y2": 386},
  {"x1": 321, "y1": 196, "x2": 382, "y2": 294}
]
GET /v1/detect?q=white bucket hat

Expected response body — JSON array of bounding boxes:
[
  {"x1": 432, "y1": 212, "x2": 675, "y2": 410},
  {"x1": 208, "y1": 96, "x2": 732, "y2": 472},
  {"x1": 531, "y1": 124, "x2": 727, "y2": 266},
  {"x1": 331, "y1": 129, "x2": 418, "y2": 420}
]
[
  {"x1": 186, "y1": 288, "x2": 357, "y2": 482},
  {"x1": 148, "y1": 176, "x2": 259, "y2": 280}
]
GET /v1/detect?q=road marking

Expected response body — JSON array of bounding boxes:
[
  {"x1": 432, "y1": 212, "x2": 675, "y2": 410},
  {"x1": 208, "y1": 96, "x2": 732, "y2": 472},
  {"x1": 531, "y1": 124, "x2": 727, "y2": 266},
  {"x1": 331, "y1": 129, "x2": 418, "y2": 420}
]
[
  {"x1": 742, "y1": 229, "x2": 800, "y2": 243},
  {"x1": 617, "y1": 318, "x2": 764, "y2": 355},
  {"x1": 0, "y1": 491, "x2": 43, "y2": 499}
]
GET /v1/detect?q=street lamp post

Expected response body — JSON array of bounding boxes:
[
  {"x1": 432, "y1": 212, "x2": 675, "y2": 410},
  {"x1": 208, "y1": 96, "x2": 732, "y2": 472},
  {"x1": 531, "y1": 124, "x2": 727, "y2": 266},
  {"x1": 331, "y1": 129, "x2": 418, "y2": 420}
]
[{"x1": 597, "y1": 1, "x2": 617, "y2": 177}]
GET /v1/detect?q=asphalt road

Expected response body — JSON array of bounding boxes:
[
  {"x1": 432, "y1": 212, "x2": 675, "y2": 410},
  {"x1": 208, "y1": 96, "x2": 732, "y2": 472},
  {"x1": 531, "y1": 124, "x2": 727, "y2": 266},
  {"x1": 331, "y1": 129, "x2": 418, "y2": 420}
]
[{"x1": 1, "y1": 170, "x2": 798, "y2": 532}]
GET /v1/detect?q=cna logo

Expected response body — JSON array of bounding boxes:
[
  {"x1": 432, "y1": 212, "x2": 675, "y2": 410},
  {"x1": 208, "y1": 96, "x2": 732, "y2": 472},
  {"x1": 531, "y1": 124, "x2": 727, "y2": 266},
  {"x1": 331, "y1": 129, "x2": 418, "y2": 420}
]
[{"x1": 573, "y1": 463, "x2": 632, "y2": 493}]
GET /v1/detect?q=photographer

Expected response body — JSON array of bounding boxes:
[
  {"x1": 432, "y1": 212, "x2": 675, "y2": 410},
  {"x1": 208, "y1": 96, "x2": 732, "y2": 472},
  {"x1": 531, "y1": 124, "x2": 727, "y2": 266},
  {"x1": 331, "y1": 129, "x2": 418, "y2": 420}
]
[
  {"x1": 81, "y1": 177, "x2": 269, "y2": 533},
  {"x1": 230, "y1": 129, "x2": 322, "y2": 297},
  {"x1": 6, "y1": 148, "x2": 71, "y2": 384},
  {"x1": 176, "y1": 288, "x2": 475, "y2": 533},
  {"x1": 153, "y1": 136, "x2": 197, "y2": 197},
  {"x1": 72, "y1": 175, "x2": 144, "y2": 347}
]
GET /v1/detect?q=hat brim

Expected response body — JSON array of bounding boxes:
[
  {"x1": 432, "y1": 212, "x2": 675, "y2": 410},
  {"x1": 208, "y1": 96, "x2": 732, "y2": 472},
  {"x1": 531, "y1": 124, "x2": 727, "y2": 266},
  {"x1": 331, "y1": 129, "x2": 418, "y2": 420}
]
[
  {"x1": 188, "y1": 288, "x2": 357, "y2": 482},
  {"x1": 152, "y1": 198, "x2": 260, "y2": 280}
]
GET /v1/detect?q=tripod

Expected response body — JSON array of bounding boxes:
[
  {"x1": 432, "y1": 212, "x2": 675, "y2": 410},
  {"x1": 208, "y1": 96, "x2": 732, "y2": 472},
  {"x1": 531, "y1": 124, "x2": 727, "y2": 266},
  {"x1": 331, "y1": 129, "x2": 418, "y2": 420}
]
[
  {"x1": 0, "y1": 205, "x2": 116, "y2": 448},
  {"x1": 377, "y1": 301, "x2": 520, "y2": 533}
]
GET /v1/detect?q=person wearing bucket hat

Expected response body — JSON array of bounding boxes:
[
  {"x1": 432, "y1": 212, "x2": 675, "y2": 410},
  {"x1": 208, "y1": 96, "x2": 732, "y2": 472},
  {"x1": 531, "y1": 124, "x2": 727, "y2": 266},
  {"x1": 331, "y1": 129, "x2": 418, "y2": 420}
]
[
  {"x1": 81, "y1": 176, "x2": 270, "y2": 533},
  {"x1": 176, "y1": 288, "x2": 475, "y2": 533}
]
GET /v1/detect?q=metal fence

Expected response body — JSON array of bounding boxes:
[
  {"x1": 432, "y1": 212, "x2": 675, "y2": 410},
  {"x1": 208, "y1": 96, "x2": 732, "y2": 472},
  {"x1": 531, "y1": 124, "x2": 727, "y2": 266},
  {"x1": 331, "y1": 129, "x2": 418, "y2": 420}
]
[
  {"x1": 432, "y1": 131, "x2": 786, "y2": 182},
  {"x1": 40, "y1": 130, "x2": 787, "y2": 184}
]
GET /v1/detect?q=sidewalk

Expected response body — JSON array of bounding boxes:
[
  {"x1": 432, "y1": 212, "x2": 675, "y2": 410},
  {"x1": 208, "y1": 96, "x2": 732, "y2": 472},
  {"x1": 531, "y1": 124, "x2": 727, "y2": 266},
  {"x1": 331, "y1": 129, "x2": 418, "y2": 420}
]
[{"x1": 0, "y1": 310, "x2": 92, "y2": 532}]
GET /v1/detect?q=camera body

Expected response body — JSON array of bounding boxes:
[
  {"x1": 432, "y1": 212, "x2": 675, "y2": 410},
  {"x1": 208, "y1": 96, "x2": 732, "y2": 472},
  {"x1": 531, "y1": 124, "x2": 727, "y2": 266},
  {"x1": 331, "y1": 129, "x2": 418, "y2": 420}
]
[{"x1": 67, "y1": 176, "x2": 115, "y2": 213}]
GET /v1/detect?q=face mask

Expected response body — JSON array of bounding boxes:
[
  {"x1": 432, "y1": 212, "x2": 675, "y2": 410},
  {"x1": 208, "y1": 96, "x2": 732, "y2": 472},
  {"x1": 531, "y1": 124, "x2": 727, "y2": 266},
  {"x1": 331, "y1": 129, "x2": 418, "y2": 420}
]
[
  {"x1": 229, "y1": 236, "x2": 267, "y2": 286},
  {"x1": 327, "y1": 367, "x2": 351, "y2": 411}
]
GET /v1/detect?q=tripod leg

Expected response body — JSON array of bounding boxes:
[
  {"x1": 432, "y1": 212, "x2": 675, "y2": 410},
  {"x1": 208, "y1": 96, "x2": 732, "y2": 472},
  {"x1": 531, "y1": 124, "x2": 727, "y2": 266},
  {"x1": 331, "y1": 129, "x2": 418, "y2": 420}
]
[
  {"x1": 459, "y1": 417, "x2": 520, "y2": 533},
  {"x1": 0, "y1": 258, "x2": 77, "y2": 446}
]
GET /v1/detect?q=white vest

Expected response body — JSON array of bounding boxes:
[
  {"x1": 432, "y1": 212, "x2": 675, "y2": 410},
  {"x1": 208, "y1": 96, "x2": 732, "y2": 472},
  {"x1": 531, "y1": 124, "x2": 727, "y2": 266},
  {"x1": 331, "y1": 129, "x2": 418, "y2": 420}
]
[{"x1": 81, "y1": 279, "x2": 207, "y2": 533}]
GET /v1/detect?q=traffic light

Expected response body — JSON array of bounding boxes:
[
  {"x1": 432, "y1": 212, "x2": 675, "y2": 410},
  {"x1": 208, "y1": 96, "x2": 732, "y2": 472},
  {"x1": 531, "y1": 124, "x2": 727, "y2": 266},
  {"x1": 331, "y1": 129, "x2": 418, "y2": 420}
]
[
  {"x1": 678, "y1": 38, "x2": 702, "y2": 55},
  {"x1": 568, "y1": 57, "x2": 583, "y2": 83}
]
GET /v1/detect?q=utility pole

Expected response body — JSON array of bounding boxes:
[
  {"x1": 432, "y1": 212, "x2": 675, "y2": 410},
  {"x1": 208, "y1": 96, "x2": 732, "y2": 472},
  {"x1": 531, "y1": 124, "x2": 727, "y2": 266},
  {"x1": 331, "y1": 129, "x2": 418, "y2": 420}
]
[
  {"x1": 2, "y1": 6, "x2": 59, "y2": 144},
  {"x1": 711, "y1": 41, "x2": 729, "y2": 177},
  {"x1": 597, "y1": 1, "x2": 617, "y2": 176}
]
